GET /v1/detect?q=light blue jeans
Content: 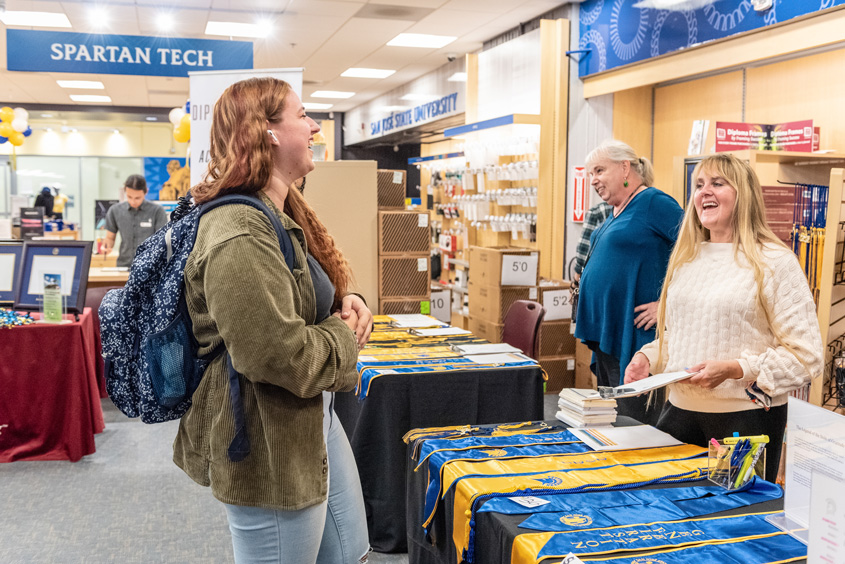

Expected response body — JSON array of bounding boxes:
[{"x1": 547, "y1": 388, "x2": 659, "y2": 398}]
[{"x1": 224, "y1": 394, "x2": 370, "y2": 564}]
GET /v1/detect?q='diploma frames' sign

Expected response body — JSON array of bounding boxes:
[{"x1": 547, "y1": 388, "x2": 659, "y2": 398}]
[{"x1": 6, "y1": 29, "x2": 253, "y2": 77}]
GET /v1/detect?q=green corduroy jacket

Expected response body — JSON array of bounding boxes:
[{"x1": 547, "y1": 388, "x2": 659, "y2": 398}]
[{"x1": 172, "y1": 193, "x2": 358, "y2": 510}]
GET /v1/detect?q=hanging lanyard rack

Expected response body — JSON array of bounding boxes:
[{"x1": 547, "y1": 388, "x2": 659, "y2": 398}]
[{"x1": 785, "y1": 181, "x2": 829, "y2": 304}]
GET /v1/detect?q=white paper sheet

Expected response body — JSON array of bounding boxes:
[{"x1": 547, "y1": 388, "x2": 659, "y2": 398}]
[
  {"x1": 465, "y1": 353, "x2": 533, "y2": 365},
  {"x1": 568, "y1": 425, "x2": 683, "y2": 451},
  {"x1": 387, "y1": 314, "x2": 446, "y2": 328},
  {"x1": 411, "y1": 327, "x2": 472, "y2": 337},
  {"x1": 452, "y1": 343, "x2": 522, "y2": 355},
  {"x1": 599, "y1": 370, "x2": 694, "y2": 398}
]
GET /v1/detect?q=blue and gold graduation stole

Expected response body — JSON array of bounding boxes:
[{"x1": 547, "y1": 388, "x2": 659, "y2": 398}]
[
  {"x1": 511, "y1": 511, "x2": 789, "y2": 562},
  {"x1": 513, "y1": 525, "x2": 807, "y2": 564},
  {"x1": 512, "y1": 477, "x2": 781, "y2": 532},
  {"x1": 449, "y1": 446, "x2": 708, "y2": 563}
]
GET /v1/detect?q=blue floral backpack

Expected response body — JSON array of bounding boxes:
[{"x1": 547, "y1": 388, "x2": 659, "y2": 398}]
[{"x1": 99, "y1": 193, "x2": 294, "y2": 460}]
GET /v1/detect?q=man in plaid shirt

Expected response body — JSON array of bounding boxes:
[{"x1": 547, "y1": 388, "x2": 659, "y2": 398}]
[{"x1": 572, "y1": 202, "x2": 612, "y2": 282}]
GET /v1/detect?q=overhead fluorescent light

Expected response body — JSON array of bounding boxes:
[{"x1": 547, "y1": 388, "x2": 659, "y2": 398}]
[
  {"x1": 70, "y1": 94, "x2": 112, "y2": 103},
  {"x1": 387, "y1": 33, "x2": 456, "y2": 49},
  {"x1": 400, "y1": 93, "x2": 439, "y2": 102},
  {"x1": 57, "y1": 80, "x2": 105, "y2": 90},
  {"x1": 341, "y1": 68, "x2": 396, "y2": 79},
  {"x1": 41, "y1": 113, "x2": 54, "y2": 118},
  {"x1": 145, "y1": 117, "x2": 158, "y2": 121},
  {"x1": 303, "y1": 102, "x2": 333, "y2": 110},
  {"x1": 156, "y1": 13, "x2": 174, "y2": 33},
  {"x1": 447, "y1": 72, "x2": 467, "y2": 82},
  {"x1": 0, "y1": 11, "x2": 72, "y2": 27},
  {"x1": 205, "y1": 20, "x2": 272, "y2": 38},
  {"x1": 311, "y1": 90, "x2": 355, "y2": 99},
  {"x1": 88, "y1": 7, "x2": 109, "y2": 29}
]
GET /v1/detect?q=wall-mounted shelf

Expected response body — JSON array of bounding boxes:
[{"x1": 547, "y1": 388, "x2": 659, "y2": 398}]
[
  {"x1": 408, "y1": 152, "x2": 465, "y2": 165},
  {"x1": 443, "y1": 114, "x2": 540, "y2": 138}
]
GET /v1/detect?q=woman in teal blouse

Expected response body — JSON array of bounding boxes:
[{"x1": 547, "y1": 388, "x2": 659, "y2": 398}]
[{"x1": 574, "y1": 139, "x2": 683, "y2": 423}]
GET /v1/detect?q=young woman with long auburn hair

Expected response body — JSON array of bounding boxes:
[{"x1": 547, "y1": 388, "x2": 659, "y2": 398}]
[{"x1": 173, "y1": 77, "x2": 372, "y2": 563}]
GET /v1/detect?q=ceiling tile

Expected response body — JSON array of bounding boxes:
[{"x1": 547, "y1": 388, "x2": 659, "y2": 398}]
[
  {"x1": 406, "y1": 9, "x2": 498, "y2": 37},
  {"x1": 284, "y1": 0, "x2": 365, "y2": 18}
]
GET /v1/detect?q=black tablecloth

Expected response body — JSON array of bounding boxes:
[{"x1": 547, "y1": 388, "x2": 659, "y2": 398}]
[
  {"x1": 334, "y1": 366, "x2": 545, "y2": 553},
  {"x1": 406, "y1": 420, "x2": 800, "y2": 564}
]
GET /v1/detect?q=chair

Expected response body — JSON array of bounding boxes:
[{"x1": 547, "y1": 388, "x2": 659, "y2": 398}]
[
  {"x1": 501, "y1": 300, "x2": 546, "y2": 359},
  {"x1": 84, "y1": 285, "x2": 122, "y2": 329}
]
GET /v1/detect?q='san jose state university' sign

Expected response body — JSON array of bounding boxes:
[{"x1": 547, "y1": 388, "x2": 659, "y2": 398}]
[{"x1": 6, "y1": 30, "x2": 253, "y2": 77}]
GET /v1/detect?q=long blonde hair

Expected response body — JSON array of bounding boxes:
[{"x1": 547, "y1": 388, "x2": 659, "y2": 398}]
[
  {"x1": 654, "y1": 153, "x2": 793, "y2": 369},
  {"x1": 192, "y1": 77, "x2": 352, "y2": 307}
]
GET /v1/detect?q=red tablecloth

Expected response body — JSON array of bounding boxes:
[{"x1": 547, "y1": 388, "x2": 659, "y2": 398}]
[{"x1": 0, "y1": 308, "x2": 106, "y2": 462}]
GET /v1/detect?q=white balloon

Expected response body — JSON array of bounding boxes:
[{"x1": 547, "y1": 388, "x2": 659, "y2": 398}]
[
  {"x1": 13, "y1": 107, "x2": 28, "y2": 120},
  {"x1": 169, "y1": 107, "x2": 186, "y2": 125},
  {"x1": 11, "y1": 117, "x2": 28, "y2": 133}
]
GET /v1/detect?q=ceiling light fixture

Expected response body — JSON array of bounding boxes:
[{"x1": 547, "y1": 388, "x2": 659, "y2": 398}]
[
  {"x1": 156, "y1": 13, "x2": 174, "y2": 33},
  {"x1": 387, "y1": 33, "x2": 456, "y2": 49},
  {"x1": 447, "y1": 72, "x2": 467, "y2": 82},
  {"x1": 57, "y1": 80, "x2": 105, "y2": 89},
  {"x1": 69, "y1": 94, "x2": 112, "y2": 103},
  {"x1": 41, "y1": 113, "x2": 54, "y2": 118},
  {"x1": 341, "y1": 68, "x2": 396, "y2": 79},
  {"x1": 88, "y1": 6, "x2": 109, "y2": 29},
  {"x1": 205, "y1": 20, "x2": 272, "y2": 38},
  {"x1": 303, "y1": 102, "x2": 334, "y2": 110},
  {"x1": 0, "y1": 11, "x2": 71, "y2": 27},
  {"x1": 311, "y1": 90, "x2": 355, "y2": 99},
  {"x1": 145, "y1": 117, "x2": 158, "y2": 121}
]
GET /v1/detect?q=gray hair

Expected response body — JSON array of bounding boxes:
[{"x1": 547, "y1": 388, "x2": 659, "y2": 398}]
[{"x1": 585, "y1": 139, "x2": 655, "y2": 187}]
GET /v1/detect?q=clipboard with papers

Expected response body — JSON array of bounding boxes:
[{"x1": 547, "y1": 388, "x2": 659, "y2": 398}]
[{"x1": 597, "y1": 370, "x2": 697, "y2": 399}]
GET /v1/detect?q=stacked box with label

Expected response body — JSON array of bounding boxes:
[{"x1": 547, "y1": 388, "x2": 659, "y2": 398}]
[
  {"x1": 467, "y1": 246, "x2": 539, "y2": 344},
  {"x1": 535, "y1": 280, "x2": 577, "y2": 394},
  {"x1": 377, "y1": 169, "x2": 406, "y2": 209},
  {"x1": 377, "y1": 209, "x2": 431, "y2": 314}
]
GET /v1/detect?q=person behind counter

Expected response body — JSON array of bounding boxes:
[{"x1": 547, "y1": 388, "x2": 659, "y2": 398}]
[
  {"x1": 574, "y1": 139, "x2": 684, "y2": 423},
  {"x1": 102, "y1": 174, "x2": 168, "y2": 267},
  {"x1": 624, "y1": 153, "x2": 823, "y2": 482},
  {"x1": 172, "y1": 76, "x2": 372, "y2": 564},
  {"x1": 33, "y1": 186, "x2": 54, "y2": 220}
]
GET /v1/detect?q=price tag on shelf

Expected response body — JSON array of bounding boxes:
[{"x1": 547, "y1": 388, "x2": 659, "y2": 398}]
[
  {"x1": 500, "y1": 254, "x2": 538, "y2": 286},
  {"x1": 543, "y1": 289, "x2": 571, "y2": 321},
  {"x1": 429, "y1": 290, "x2": 451, "y2": 323}
]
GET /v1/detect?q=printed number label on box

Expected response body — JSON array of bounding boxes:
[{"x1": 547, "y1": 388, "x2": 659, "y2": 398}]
[
  {"x1": 393, "y1": 171, "x2": 403, "y2": 184},
  {"x1": 429, "y1": 290, "x2": 451, "y2": 323},
  {"x1": 543, "y1": 289, "x2": 572, "y2": 321},
  {"x1": 500, "y1": 254, "x2": 538, "y2": 286},
  {"x1": 418, "y1": 214, "x2": 428, "y2": 228},
  {"x1": 417, "y1": 258, "x2": 428, "y2": 272}
]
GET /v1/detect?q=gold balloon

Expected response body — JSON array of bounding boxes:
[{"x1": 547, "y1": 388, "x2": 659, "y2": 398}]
[
  {"x1": 173, "y1": 125, "x2": 190, "y2": 143},
  {"x1": 0, "y1": 122, "x2": 13, "y2": 137},
  {"x1": 0, "y1": 107, "x2": 14, "y2": 123},
  {"x1": 180, "y1": 113, "x2": 191, "y2": 128},
  {"x1": 8, "y1": 131, "x2": 24, "y2": 146}
]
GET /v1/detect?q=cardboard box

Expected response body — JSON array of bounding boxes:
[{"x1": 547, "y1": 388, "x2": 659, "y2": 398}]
[
  {"x1": 90, "y1": 253, "x2": 118, "y2": 267},
  {"x1": 378, "y1": 255, "x2": 430, "y2": 298},
  {"x1": 468, "y1": 280, "x2": 536, "y2": 324},
  {"x1": 537, "y1": 279, "x2": 572, "y2": 321},
  {"x1": 468, "y1": 316, "x2": 504, "y2": 343},
  {"x1": 541, "y1": 356, "x2": 576, "y2": 394},
  {"x1": 574, "y1": 341, "x2": 595, "y2": 389},
  {"x1": 378, "y1": 210, "x2": 430, "y2": 255},
  {"x1": 451, "y1": 310, "x2": 470, "y2": 330},
  {"x1": 469, "y1": 246, "x2": 539, "y2": 287},
  {"x1": 537, "y1": 320, "x2": 576, "y2": 358},
  {"x1": 378, "y1": 297, "x2": 429, "y2": 316},
  {"x1": 376, "y1": 169, "x2": 406, "y2": 209}
]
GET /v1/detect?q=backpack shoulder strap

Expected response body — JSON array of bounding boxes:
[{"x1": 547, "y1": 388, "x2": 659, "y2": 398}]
[{"x1": 198, "y1": 194, "x2": 296, "y2": 272}]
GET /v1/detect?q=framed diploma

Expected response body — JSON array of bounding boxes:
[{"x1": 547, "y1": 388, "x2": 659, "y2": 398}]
[
  {"x1": 14, "y1": 240, "x2": 93, "y2": 314},
  {"x1": 0, "y1": 240, "x2": 24, "y2": 304}
]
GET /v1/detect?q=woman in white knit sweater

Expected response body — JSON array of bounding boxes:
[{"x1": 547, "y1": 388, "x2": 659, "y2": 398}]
[{"x1": 624, "y1": 153, "x2": 823, "y2": 482}]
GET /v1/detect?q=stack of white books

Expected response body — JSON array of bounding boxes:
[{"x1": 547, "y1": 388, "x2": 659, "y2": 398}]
[{"x1": 556, "y1": 388, "x2": 617, "y2": 428}]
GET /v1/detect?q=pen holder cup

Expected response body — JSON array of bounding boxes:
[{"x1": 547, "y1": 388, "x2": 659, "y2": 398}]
[{"x1": 708, "y1": 440, "x2": 766, "y2": 491}]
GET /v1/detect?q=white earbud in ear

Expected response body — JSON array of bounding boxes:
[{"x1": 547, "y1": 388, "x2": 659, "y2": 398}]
[{"x1": 267, "y1": 130, "x2": 279, "y2": 143}]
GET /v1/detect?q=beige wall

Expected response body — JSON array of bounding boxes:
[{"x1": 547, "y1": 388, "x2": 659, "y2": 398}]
[
  {"x1": 0, "y1": 121, "x2": 187, "y2": 158},
  {"x1": 615, "y1": 46, "x2": 845, "y2": 196}
]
